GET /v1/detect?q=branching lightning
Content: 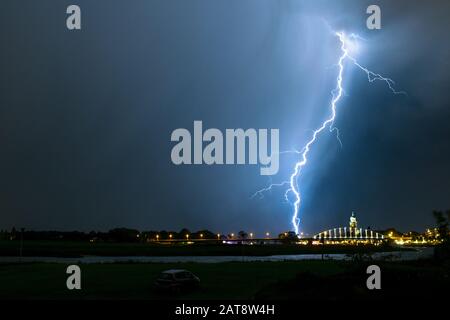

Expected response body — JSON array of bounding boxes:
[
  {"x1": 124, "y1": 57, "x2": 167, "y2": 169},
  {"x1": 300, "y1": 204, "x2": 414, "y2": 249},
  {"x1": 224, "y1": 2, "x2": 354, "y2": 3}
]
[{"x1": 253, "y1": 31, "x2": 406, "y2": 235}]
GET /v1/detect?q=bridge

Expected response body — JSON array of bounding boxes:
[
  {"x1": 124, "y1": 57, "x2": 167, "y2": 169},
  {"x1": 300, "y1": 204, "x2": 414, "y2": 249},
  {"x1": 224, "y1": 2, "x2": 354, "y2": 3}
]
[
  {"x1": 313, "y1": 227, "x2": 385, "y2": 241},
  {"x1": 312, "y1": 212, "x2": 385, "y2": 243}
]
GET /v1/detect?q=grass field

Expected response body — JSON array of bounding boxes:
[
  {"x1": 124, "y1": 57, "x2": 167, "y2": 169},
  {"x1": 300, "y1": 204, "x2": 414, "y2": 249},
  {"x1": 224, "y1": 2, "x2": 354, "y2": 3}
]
[
  {"x1": 1, "y1": 259, "x2": 447, "y2": 300},
  {"x1": 0, "y1": 260, "x2": 349, "y2": 299}
]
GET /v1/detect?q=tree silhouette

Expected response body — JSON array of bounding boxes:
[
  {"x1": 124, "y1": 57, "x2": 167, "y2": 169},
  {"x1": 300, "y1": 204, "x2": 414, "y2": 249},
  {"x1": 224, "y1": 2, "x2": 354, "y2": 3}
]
[
  {"x1": 238, "y1": 231, "x2": 248, "y2": 239},
  {"x1": 433, "y1": 210, "x2": 449, "y2": 242},
  {"x1": 433, "y1": 210, "x2": 450, "y2": 261}
]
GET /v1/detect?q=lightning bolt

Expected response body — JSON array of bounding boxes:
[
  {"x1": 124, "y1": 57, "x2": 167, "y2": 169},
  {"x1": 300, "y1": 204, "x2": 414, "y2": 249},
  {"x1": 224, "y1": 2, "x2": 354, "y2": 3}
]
[{"x1": 253, "y1": 31, "x2": 406, "y2": 235}]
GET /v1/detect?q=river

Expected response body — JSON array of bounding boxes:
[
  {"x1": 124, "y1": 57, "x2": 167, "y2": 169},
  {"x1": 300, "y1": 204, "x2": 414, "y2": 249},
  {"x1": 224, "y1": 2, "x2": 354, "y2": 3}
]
[{"x1": 0, "y1": 247, "x2": 434, "y2": 263}]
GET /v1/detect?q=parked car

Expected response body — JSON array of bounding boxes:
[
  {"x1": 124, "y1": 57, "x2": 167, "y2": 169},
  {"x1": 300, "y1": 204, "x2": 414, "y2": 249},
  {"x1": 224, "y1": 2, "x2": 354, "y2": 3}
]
[{"x1": 154, "y1": 269, "x2": 200, "y2": 293}]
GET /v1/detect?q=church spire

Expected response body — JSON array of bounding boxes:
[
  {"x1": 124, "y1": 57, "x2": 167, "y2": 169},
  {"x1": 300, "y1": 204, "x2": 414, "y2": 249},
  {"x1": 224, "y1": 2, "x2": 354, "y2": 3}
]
[{"x1": 349, "y1": 211, "x2": 358, "y2": 229}]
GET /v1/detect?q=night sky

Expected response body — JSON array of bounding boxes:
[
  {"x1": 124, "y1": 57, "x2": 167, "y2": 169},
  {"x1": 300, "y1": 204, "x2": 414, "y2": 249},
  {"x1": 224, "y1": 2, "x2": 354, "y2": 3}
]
[{"x1": 1, "y1": 0, "x2": 449, "y2": 235}]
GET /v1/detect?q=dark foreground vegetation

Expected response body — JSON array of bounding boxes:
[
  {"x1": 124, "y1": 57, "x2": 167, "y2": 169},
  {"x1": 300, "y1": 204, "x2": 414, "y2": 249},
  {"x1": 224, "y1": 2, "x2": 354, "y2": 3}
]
[
  {"x1": 255, "y1": 260, "x2": 449, "y2": 300},
  {"x1": 0, "y1": 259, "x2": 448, "y2": 300}
]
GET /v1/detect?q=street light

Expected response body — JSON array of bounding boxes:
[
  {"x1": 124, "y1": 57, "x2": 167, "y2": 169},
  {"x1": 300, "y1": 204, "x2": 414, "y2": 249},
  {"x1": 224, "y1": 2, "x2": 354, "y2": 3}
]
[
  {"x1": 200, "y1": 233, "x2": 204, "y2": 239},
  {"x1": 266, "y1": 232, "x2": 270, "y2": 238},
  {"x1": 156, "y1": 234, "x2": 159, "y2": 241},
  {"x1": 249, "y1": 233, "x2": 253, "y2": 238},
  {"x1": 185, "y1": 234, "x2": 189, "y2": 240}
]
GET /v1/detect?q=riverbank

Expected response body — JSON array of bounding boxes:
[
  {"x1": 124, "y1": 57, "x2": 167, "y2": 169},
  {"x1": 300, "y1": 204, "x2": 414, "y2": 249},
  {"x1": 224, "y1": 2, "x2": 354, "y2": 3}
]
[
  {"x1": 0, "y1": 240, "x2": 414, "y2": 257},
  {"x1": 0, "y1": 246, "x2": 434, "y2": 263}
]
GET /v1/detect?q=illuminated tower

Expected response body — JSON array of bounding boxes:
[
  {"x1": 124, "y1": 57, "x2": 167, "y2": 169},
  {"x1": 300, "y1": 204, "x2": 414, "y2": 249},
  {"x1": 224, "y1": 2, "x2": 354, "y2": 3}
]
[{"x1": 349, "y1": 212, "x2": 359, "y2": 237}]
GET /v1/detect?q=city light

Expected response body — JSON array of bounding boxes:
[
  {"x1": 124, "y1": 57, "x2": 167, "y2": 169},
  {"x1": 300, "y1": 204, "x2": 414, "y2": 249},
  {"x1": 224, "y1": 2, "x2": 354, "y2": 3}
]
[{"x1": 139, "y1": 213, "x2": 442, "y2": 247}]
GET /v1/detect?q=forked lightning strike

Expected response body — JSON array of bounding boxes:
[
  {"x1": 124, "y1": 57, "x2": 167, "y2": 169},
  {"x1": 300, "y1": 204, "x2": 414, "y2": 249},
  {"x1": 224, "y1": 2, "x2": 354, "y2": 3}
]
[{"x1": 253, "y1": 31, "x2": 406, "y2": 235}]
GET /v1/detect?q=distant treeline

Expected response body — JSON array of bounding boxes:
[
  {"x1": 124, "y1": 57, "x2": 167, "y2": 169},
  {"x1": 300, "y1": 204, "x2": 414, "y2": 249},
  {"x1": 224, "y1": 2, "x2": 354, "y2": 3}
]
[
  {"x1": 0, "y1": 228, "x2": 210, "y2": 242},
  {"x1": 0, "y1": 228, "x2": 299, "y2": 243}
]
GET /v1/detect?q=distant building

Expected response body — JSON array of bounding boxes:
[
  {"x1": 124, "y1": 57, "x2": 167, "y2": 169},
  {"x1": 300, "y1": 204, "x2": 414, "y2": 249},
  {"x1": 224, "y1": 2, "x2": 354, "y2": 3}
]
[
  {"x1": 349, "y1": 212, "x2": 357, "y2": 229},
  {"x1": 349, "y1": 211, "x2": 360, "y2": 237}
]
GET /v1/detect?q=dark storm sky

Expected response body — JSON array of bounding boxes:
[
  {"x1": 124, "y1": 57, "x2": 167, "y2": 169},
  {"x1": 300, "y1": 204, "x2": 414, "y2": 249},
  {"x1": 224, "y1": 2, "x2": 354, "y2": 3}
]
[{"x1": 1, "y1": 0, "x2": 449, "y2": 235}]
